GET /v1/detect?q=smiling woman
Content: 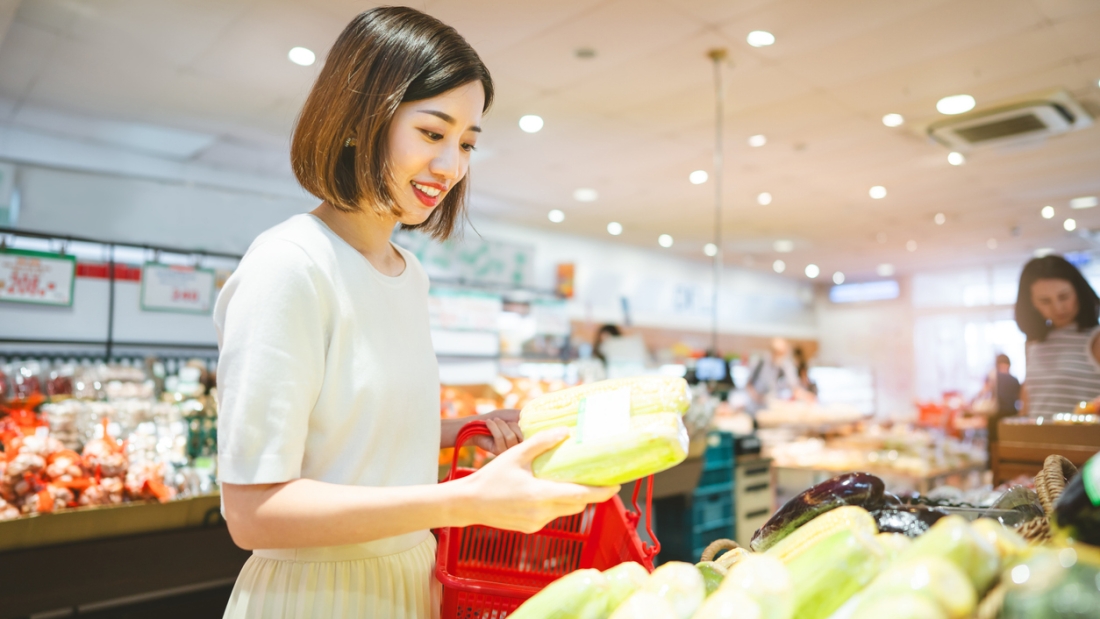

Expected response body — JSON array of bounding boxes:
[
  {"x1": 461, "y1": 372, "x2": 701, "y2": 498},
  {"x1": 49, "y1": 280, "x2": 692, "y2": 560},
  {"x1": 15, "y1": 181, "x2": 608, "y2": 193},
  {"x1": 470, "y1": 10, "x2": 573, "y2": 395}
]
[{"x1": 216, "y1": 7, "x2": 618, "y2": 619}]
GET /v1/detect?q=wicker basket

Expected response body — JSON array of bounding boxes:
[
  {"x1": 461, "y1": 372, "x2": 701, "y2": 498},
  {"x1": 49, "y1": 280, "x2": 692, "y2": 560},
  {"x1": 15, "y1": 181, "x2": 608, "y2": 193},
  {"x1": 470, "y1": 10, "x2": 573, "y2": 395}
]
[{"x1": 976, "y1": 454, "x2": 1078, "y2": 619}]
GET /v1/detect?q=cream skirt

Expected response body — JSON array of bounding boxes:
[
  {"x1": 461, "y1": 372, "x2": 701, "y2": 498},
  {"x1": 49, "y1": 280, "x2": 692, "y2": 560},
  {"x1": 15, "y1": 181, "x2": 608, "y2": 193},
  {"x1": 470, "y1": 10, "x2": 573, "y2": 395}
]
[{"x1": 223, "y1": 532, "x2": 439, "y2": 619}]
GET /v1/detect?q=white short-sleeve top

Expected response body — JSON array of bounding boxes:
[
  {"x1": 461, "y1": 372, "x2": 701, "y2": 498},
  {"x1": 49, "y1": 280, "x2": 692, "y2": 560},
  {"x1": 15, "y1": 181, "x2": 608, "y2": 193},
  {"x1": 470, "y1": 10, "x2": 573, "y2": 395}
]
[{"x1": 214, "y1": 214, "x2": 441, "y2": 496}]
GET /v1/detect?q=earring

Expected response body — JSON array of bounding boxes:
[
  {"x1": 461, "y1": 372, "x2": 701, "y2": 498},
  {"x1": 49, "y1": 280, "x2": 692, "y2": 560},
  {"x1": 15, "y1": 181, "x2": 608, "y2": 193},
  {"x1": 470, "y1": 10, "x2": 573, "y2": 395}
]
[{"x1": 344, "y1": 137, "x2": 357, "y2": 147}]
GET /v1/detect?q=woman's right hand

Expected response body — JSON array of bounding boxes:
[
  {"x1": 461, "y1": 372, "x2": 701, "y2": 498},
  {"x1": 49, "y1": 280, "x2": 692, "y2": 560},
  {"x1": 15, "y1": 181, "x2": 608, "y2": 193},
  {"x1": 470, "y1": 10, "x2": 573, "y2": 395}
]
[{"x1": 453, "y1": 428, "x2": 621, "y2": 534}]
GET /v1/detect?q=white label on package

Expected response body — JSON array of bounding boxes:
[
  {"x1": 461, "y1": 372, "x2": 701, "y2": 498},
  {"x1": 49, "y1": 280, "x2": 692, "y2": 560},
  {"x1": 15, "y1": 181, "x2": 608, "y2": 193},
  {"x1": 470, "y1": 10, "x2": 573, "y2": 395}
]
[{"x1": 577, "y1": 388, "x2": 631, "y2": 443}]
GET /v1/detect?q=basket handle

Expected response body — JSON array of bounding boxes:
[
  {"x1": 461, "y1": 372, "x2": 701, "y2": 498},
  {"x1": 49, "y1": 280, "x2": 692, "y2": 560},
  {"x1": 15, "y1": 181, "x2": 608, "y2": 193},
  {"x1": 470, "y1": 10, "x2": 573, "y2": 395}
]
[
  {"x1": 630, "y1": 474, "x2": 660, "y2": 560},
  {"x1": 445, "y1": 419, "x2": 491, "y2": 482}
]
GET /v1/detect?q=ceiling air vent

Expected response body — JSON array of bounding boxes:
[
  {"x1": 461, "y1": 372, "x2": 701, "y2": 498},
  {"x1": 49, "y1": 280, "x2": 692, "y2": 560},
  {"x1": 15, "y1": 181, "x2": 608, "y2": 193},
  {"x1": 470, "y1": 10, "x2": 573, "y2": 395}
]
[{"x1": 928, "y1": 89, "x2": 1092, "y2": 151}]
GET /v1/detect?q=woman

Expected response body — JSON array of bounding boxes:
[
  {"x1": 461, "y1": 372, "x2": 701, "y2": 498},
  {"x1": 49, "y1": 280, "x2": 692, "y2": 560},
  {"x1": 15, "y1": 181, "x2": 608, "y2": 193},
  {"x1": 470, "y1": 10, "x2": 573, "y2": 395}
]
[
  {"x1": 1015, "y1": 255, "x2": 1100, "y2": 416},
  {"x1": 214, "y1": 8, "x2": 617, "y2": 617}
]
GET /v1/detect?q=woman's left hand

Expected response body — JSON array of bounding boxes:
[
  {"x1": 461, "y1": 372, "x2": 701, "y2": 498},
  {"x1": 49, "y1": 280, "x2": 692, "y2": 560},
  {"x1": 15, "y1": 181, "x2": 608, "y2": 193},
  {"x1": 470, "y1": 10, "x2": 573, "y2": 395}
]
[{"x1": 469, "y1": 410, "x2": 523, "y2": 455}]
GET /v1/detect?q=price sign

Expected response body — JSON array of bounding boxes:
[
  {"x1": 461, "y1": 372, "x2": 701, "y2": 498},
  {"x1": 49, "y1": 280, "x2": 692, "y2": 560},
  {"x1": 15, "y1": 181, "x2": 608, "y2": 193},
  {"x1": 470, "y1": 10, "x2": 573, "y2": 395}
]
[
  {"x1": 0, "y1": 249, "x2": 76, "y2": 306},
  {"x1": 140, "y1": 263, "x2": 216, "y2": 314}
]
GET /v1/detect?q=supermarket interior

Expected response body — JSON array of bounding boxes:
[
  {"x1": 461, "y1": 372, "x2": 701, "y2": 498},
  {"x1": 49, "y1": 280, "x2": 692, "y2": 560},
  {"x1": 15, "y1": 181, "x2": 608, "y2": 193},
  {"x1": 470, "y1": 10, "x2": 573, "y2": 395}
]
[{"x1": 2, "y1": 1, "x2": 1100, "y2": 618}]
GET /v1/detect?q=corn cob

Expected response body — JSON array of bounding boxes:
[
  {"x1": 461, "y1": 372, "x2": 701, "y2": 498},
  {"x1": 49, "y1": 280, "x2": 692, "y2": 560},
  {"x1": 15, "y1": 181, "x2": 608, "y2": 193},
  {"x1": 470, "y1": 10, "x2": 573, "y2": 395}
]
[
  {"x1": 764, "y1": 505, "x2": 878, "y2": 565},
  {"x1": 531, "y1": 412, "x2": 688, "y2": 486},
  {"x1": 509, "y1": 569, "x2": 608, "y2": 619},
  {"x1": 519, "y1": 376, "x2": 691, "y2": 437},
  {"x1": 786, "y1": 528, "x2": 888, "y2": 619}
]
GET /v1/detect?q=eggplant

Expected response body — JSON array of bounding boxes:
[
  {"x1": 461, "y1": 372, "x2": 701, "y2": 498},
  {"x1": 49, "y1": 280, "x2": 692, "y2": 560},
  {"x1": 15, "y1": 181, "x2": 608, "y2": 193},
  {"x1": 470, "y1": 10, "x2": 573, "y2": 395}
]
[
  {"x1": 871, "y1": 505, "x2": 948, "y2": 537},
  {"x1": 750, "y1": 472, "x2": 885, "y2": 552}
]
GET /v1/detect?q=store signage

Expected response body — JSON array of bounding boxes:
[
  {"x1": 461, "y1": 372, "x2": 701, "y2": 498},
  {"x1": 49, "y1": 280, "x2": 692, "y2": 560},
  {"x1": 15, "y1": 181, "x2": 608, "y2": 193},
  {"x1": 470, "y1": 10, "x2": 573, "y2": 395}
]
[
  {"x1": 0, "y1": 248, "x2": 77, "y2": 306},
  {"x1": 140, "y1": 262, "x2": 216, "y2": 314},
  {"x1": 428, "y1": 289, "x2": 502, "y2": 332}
]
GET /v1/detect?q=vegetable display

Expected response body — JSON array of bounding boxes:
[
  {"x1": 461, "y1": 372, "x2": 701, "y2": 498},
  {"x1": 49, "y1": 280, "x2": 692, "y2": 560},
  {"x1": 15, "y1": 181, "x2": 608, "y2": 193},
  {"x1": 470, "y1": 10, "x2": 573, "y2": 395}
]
[
  {"x1": 508, "y1": 465, "x2": 1100, "y2": 619},
  {"x1": 749, "y1": 472, "x2": 885, "y2": 552}
]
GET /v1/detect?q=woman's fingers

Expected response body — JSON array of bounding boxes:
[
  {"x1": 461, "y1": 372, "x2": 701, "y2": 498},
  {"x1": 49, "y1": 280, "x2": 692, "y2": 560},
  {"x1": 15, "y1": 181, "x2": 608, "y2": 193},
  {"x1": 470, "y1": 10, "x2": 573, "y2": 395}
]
[{"x1": 485, "y1": 418, "x2": 506, "y2": 454}]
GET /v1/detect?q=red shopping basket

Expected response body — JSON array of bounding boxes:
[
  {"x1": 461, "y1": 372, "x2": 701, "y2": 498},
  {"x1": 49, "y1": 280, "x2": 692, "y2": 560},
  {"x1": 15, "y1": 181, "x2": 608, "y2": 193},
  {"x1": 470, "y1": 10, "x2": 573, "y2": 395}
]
[{"x1": 435, "y1": 420, "x2": 659, "y2": 618}]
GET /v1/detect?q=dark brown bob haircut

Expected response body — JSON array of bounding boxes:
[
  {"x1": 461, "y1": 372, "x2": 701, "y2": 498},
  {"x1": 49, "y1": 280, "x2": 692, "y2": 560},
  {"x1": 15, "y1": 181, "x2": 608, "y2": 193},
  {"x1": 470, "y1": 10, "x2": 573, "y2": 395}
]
[
  {"x1": 1015, "y1": 254, "x2": 1100, "y2": 342},
  {"x1": 291, "y1": 6, "x2": 493, "y2": 240}
]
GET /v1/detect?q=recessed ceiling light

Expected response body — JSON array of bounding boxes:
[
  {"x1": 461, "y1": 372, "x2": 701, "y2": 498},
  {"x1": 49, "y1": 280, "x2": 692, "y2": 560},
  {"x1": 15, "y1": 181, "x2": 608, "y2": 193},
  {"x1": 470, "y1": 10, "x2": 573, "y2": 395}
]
[
  {"x1": 748, "y1": 134, "x2": 767, "y2": 147},
  {"x1": 747, "y1": 31, "x2": 776, "y2": 47},
  {"x1": 519, "y1": 115, "x2": 544, "y2": 133},
  {"x1": 757, "y1": 192, "x2": 773, "y2": 206},
  {"x1": 805, "y1": 264, "x2": 820, "y2": 278},
  {"x1": 876, "y1": 233, "x2": 888, "y2": 244},
  {"x1": 906, "y1": 240, "x2": 918, "y2": 252},
  {"x1": 1064, "y1": 218, "x2": 1077, "y2": 231},
  {"x1": 877, "y1": 263, "x2": 895, "y2": 277},
  {"x1": 773, "y1": 259, "x2": 786, "y2": 273},
  {"x1": 288, "y1": 47, "x2": 316, "y2": 66},
  {"x1": 689, "y1": 170, "x2": 708, "y2": 185},
  {"x1": 833, "y1": 272, "x2": 845, "y2": 285},
  {"x1": 1041, "y1": 206, "x2": 1055, "y2": 219},
  {"x1": 658, "y1": 234, "x2": 674, "y2": 248},
  {"x1": 934, "y1": 213, "x2": 946, "y2": 225},
  {"x1": 947, "y1": 152, "x2": 966, "y2": 165},
  {"x1": 1070, "y1": 196, "x2": 1098, "y2": 209},
  {"x1": 936, "y1": 94, "x2": 976, "y2": 115},
  {"x1": 1035, "y1": 247, "x2": 1055, "y2": 257},
  {"x1": 869, "y1": 186, "x2": 887, "y2": 199},
  {"x1": 573, "y1": 188, "x2": 598, "y2": 202},
  {"x1": 987, "y1": 238, "x2": 998, "y2": 249},
  {"x1": 703, "y1": 243, "x2": 718, "y2": 257},
  {"x1": 607, "y1": 221, "x2": 623, "y2": 236},
  {"x1": 774, "y1": 239, "x2": 794, "y2": 253},
  {"x1": 882, "y1": 113, "x2": 904, "y2": 127},
  {"x1": 548, "y1": 209, "x2": 565, "y2": 223}
]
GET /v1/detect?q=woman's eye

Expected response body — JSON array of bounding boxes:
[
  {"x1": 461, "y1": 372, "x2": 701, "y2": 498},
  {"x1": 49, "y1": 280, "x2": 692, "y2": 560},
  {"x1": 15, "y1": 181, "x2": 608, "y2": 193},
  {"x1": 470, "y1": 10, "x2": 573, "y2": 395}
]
[
  {"x1": 461, "y1": 142, "x2": 477, "y2": 152},
  {"x1": 421, "y1": 129, "x2": 443, "y2": 141}
]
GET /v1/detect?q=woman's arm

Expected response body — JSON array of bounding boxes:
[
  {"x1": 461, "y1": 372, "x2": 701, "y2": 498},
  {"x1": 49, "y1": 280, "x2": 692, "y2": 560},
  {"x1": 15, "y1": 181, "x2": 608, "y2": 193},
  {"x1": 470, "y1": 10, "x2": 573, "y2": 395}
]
[
  {"x1": 223, "y1": 428, "x2": 619, "y2": 549},
  {"x1": 1019, "y1": 383, "x2": 1029, "y2": 416},
  {"x1": 441, "y1": 409, "x2": 522, "y2": 453}
]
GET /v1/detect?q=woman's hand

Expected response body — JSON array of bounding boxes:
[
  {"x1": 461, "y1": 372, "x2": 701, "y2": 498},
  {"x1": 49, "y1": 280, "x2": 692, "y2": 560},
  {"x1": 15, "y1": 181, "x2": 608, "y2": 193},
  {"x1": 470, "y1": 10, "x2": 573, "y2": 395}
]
[
  {"x1": 469, "y1": 409, "x2": 523, "y2": 455},
  {"x1": 452, "y1": 428, "x2": 621, "y2": 534}
]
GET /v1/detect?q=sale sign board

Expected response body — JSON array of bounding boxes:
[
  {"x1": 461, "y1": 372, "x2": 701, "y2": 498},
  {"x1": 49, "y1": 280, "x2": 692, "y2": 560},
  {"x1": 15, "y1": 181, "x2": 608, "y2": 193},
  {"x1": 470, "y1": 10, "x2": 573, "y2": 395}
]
[
  {"x1": 0, "y1": 249, "x2": 76, "y2": 306},
  {"x1": 140, "y1": 263, "x2": 216, "y2": 314}
]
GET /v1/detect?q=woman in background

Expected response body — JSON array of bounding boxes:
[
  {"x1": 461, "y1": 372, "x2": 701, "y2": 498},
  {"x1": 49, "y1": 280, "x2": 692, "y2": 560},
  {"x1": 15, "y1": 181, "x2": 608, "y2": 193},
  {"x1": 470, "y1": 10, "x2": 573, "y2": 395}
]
[{"x1": 1015, "y1": 255, "x2": 1100, "y2": 416}]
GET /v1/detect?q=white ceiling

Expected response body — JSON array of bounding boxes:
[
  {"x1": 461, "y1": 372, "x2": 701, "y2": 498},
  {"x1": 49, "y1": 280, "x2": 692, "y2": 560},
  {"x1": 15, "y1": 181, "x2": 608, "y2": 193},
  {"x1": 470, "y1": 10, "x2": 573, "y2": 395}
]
[{"x1": 1, "y1": 0, "x2": 1099, "y2": 281}]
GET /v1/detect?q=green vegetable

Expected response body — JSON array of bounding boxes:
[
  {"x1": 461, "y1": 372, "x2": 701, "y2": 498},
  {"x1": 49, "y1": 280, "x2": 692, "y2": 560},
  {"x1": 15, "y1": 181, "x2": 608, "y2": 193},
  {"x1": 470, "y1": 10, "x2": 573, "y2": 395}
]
[
  {"x1": 607, "y1": 590, "x2": 677, "y2": 619},
  {"x1": 695, "y1": 561, "x2": 727, "y2": 597},
  {"x1": 603, "y1": 562, "x2": 649, "y2": 613},
  {"x1": 1053, "y1": 454, "x2": 1100, "y2": 546},
  {"x1": 851, "y1": 592, "x2": 947, "y2": 619},
  {"x1": 719, "y1": 554, "x2": 793, "y2": 619},
  {"x1": 896, "y1": 515, "x2": 1000, "y2": 594},
  {"x1": 786, "y1": 528, "x2": 887, "y2": 619},
  {"x1": 510, "y1": 569, "x2": 608, "y2": 619},
  {"x1": 641, "y1": 561, "x2": 705, "y2": 619},
  {"x1": 1002, "y1": 548, "x2": 1100, "y2": 619},
  {"x1": 692, "y1": 586, "x2": 763, "y2": 619},
  {"x1": 531, "y1": 413, "x2": 688, "y2": 486},
  {"x1": 854, "y1": 556, "x2": 976, "y2": 619}
]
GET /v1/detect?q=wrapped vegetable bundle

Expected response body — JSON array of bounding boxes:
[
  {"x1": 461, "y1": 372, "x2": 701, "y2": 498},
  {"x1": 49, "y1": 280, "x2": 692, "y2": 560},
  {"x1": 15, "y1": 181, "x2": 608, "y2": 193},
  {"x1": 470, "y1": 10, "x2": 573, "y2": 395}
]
[
  {"x1": 895, "y1": 515, "x2": 1000, "y2": 594},
  {"x1": 519, "y1": 376, "x2": 691, "y2": 436},
  {"x1": 509, "y1": 569, "x2": 609, "y2": 619},
  {"x1": 785, "y1": 528, "x2": 888, "y2": 619},
  {"x1": 851, "y1": 556, "x2": 977, "y2": 619},
  {"x1": 718, "y1": 554, "x2": 793, "y2": 619},
  {"x1": 750, "y1": 472, "x2": 884, "y2": 552},
  {"x1": 636, "y1": 562, "x2": 705, "y2": 619},
  {"x1": 520, "y1": 377, "x2": 691, "y2": 486},
  {"x1": 1002, "y1": 547, "x2": 1100, "y2": 619}
]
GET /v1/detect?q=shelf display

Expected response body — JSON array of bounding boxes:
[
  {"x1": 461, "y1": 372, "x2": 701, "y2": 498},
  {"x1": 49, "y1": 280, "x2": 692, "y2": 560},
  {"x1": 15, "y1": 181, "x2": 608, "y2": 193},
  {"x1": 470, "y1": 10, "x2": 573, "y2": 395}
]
[
  {"x1": 501, "y1": 456, "x2": 1100, "y2": 619},
  {"x1": 0, "y1": 357, "x2": 217, "y2": 523}
]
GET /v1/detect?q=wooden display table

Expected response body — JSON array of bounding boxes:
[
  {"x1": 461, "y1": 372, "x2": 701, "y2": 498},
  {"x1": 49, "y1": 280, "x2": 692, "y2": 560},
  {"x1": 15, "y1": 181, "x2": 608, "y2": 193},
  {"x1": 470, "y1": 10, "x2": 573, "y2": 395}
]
[
  {"x1": 0, "y1": 494, "x2": 251, "y2": 619},
  {"x1": 992, "y1": 417, "x2": 1100, "y2": 485}
]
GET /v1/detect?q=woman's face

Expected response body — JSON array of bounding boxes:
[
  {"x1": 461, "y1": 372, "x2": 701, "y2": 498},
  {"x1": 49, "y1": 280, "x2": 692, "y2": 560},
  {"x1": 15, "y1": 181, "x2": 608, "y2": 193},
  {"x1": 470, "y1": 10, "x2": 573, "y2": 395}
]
[
  {"x1": 1030, "y1": 278, "x2": 1079, "y2": 328},
  {"x1": 386, "y1": 81, "x2": 484, "y2": 225}
]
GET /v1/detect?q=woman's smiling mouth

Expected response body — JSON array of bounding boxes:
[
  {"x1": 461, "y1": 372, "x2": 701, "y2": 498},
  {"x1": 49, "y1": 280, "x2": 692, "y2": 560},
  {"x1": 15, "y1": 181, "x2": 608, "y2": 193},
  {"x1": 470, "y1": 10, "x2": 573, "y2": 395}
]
[{"x1": 411, "y1": 180, "x2": 444, "y2": 206}]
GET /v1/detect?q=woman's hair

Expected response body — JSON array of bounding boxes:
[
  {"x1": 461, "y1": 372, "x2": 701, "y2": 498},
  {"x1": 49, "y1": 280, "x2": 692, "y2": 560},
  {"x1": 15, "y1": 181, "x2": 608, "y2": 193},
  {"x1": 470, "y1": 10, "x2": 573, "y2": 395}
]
[
  {"x1": 593, "y1": 324, "x2": 622, "y2": 364},
  {"x1": 1015, "y1": 255, "x2": 1100, "y2": 341},
  {"x1": 290, "y1": 6, "x2": 493, "y2": 240}
]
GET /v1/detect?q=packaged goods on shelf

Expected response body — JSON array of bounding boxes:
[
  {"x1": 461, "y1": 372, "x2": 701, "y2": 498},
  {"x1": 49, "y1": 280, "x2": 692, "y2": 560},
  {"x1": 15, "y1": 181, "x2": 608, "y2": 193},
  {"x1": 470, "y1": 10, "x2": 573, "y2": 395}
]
[{"x1": 0, "y1": 357, "x2": 219, "y2": 521}]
